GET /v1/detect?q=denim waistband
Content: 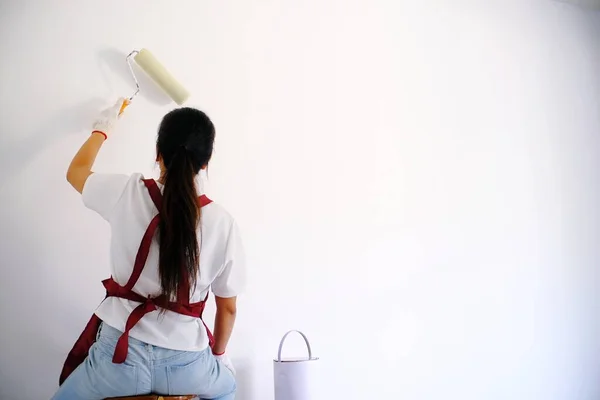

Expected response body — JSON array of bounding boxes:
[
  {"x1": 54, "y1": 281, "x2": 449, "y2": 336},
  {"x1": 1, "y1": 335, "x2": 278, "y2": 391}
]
[{"x1": 97, "y1": 322, "x2": 147, "y2": 347}]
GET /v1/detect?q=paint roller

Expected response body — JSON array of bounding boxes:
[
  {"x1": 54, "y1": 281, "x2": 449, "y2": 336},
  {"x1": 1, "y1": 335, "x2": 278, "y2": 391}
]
[{"x1": 119, "y1": 48, "x2": 190, "y2": 114}]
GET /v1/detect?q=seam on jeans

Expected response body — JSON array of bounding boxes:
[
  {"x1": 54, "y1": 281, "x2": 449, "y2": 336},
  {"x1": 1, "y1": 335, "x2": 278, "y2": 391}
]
[
  {"x1": 166, "y1": 364, "x2": 171, "y2": 394},
  {"x1": 94, "y1": 337, "x2": 122, "y2": 359},
  {"x1": 96, "y1": 322, "x2": 103, "y2": 341},
  {"x1": 135, "y1": 365, "x2": 140, "y2": 395},
  {"x1": 150, "y1": 350, "x2": 154, "y2": 394}
]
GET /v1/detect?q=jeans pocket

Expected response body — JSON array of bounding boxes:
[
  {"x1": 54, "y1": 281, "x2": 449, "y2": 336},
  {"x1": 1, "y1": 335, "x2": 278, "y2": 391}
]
[
  {"x1": 167, "y1": 349, "x2": 235, "y2": 397},
  {"x1": 88, "y1": 341, "x2": 139, "y2": 397}
]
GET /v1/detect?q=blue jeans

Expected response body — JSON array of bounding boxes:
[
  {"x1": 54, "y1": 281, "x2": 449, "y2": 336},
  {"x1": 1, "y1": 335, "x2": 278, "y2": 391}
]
[{"x1": 52, "y1": 323, "x2": 236, "y2": 400}]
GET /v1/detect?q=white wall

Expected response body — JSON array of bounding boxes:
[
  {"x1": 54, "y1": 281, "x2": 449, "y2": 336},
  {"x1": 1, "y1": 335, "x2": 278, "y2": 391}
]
[{"x1": 1, "y1": 1, "x2": 599, "y2": 399}]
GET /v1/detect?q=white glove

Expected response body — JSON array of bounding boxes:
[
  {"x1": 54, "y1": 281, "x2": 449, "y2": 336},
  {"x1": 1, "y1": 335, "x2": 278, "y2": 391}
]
[
  {"x1": 214, "y1": 352, "x2": 236, "y2": 376},
  {"x1": 91, "y1": 97, "x2": 126, "y2": 139}
]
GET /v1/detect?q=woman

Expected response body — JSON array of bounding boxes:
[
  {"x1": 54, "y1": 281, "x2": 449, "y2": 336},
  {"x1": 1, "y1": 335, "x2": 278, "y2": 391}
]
[{"x1": 53, "y1": 99, "x2": 246, "y2": 399}]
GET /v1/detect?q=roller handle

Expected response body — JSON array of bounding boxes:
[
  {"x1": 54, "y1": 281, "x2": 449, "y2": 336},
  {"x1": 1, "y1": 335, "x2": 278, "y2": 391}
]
[{"x1": 119, "y1": 99, "x2": 131, "y2": 116}]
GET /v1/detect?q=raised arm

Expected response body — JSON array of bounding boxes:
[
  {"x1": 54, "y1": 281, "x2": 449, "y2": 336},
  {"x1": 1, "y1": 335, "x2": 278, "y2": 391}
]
[
  {"x1": 66, "y1": 98, "x2": 124, "y2": 193},
  {"x1": 66, "y1": 133, "x2": 105, "y2": 193}
]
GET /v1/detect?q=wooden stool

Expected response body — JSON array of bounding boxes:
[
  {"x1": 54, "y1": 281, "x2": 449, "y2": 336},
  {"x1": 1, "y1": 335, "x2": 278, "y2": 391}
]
[{"x1": 105, "y1": 396, "x2": 197, "y2": 400}]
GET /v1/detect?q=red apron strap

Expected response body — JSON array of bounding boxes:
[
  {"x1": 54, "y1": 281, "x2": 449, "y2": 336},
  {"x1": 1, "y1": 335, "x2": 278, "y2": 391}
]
[
  {"x1": 119, "y1": 179, "x2": 162, "y2": 291},
  {"x1": 123, "y1": 214, "x2": 160, "y2": 291},
  {"x1": 143, "y1": 179, "x2": 163, "y2": 210},
  {"x1": 112, "y1": 298, "x2": 158, "y2": 363},
  {"x1": 198, "y1": 194, "x2": 212, "y2": 207},
  {"x1": 198, "y1": 292, "x2": 214, "y2": 347}
]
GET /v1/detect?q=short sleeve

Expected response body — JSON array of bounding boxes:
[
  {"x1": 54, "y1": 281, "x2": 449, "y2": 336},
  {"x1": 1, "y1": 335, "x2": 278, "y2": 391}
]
[
  {"x1": 82, "y1": 173, "x2": 130, "y2": 221},
  {"x1": 212, "y1": 220, "x2": 247, "y2": 298}
]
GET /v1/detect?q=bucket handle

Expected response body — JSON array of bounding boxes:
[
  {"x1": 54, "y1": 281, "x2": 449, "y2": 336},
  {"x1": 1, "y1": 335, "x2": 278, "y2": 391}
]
[{"x1": 277, "y1": 330, "x2": 313, "y2": 361}]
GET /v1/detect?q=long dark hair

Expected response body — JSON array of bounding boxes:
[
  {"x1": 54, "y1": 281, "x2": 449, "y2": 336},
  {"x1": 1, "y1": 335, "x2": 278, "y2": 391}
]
[{"x1": 156, "y1": 108, "x2": 215, "y2": 302}]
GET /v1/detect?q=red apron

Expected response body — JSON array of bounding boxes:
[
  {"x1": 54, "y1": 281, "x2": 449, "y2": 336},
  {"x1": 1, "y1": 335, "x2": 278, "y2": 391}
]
[{"x1": 59, "y1": 178, "x2": 214, "y2": 385}]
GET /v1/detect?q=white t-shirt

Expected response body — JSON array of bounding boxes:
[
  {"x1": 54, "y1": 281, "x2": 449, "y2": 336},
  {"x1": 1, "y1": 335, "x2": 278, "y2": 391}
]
[{"x1": 82, "y1": 172, "x2": 246, "y2": 351}]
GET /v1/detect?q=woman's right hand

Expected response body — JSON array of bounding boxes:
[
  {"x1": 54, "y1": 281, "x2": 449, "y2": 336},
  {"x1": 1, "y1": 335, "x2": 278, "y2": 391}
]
[{"x1": 91, "y1": 97, "x2": 127, "y2": 140}]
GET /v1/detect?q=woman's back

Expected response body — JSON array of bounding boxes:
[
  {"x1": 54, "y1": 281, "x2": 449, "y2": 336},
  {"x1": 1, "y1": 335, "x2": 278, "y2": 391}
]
[
  {"x1": 83, "y1": 172, "x2": 245, "y2": 351},
  {"x1": 55, "y1": 105, "x2": 242, "y2": 399}
]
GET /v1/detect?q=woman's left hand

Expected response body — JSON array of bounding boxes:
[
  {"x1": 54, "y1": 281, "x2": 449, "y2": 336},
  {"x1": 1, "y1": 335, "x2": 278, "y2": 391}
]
[{"x1": 214, "y1": 352, "x2": 236, "y2": 376}]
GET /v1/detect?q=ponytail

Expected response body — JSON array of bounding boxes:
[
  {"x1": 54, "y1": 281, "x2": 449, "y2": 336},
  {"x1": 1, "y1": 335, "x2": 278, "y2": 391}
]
[{"x1": 158, "y1": 148, "x2": 200, "y2": 302}]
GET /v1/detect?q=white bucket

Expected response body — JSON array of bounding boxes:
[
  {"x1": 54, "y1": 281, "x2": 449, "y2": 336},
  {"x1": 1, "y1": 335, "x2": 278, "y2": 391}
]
[{"x1": 273, "y1": 330, "x2": 320, "y2": 400}]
